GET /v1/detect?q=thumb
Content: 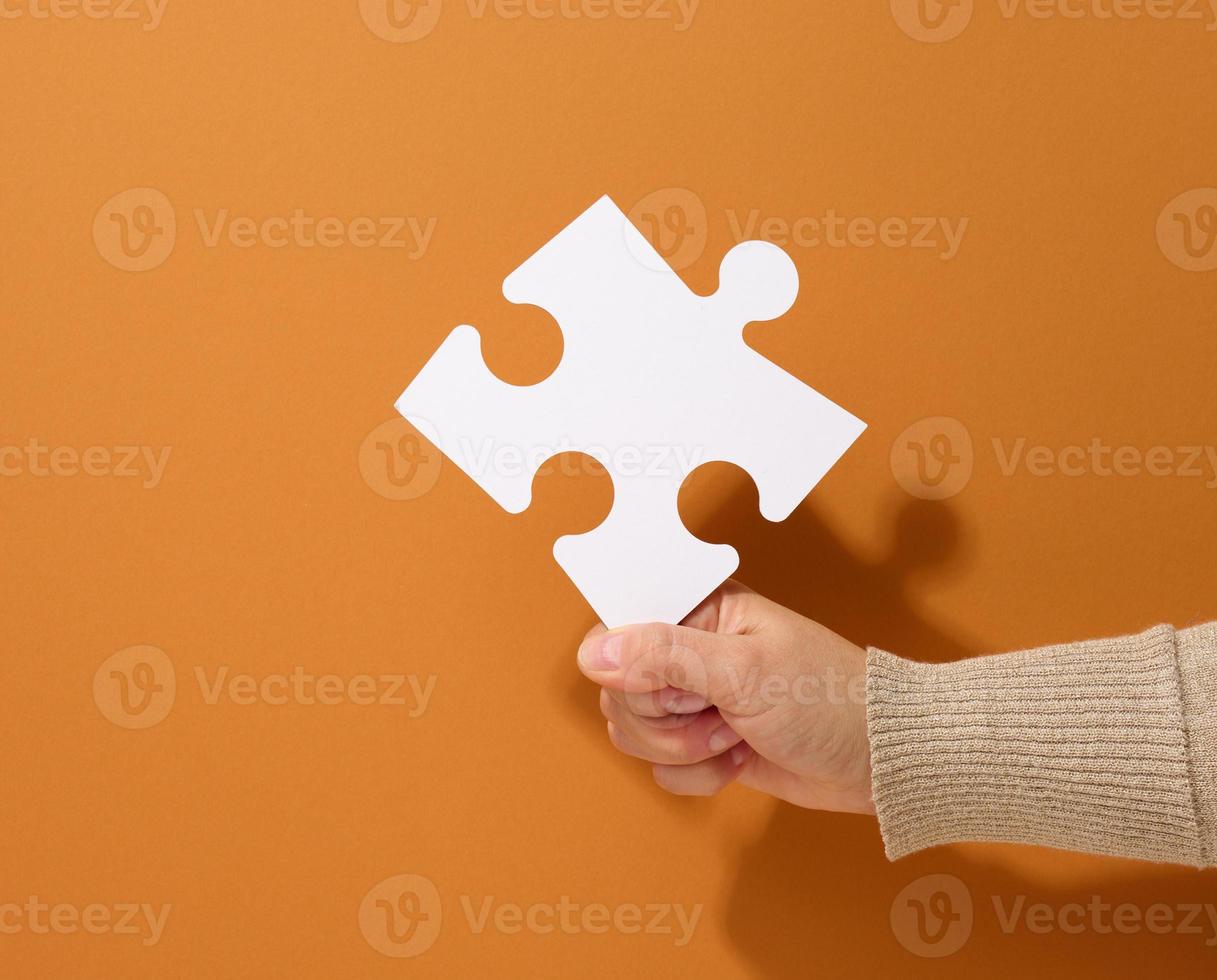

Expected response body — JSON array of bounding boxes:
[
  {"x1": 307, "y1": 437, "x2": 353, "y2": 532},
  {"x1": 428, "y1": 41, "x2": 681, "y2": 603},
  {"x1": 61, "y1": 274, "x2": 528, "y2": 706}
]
[{"x1": 577, "y1": 622, "x2": 761, "y2": 710}]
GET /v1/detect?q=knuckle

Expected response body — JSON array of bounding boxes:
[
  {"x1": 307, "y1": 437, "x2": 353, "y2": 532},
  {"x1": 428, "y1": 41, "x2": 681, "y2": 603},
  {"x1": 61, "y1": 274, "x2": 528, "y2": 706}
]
[
  {"x1": 653, "y1": 765, "x2": 720, "y2": 797},
  {"x1": 664, "y1": 645, "x2": 711, "y2": 700},
  {"x1": 624, "y1": 689, "x2": 661, "y2": 717},
  {"x1": 639, "y1": 622, "x2": 678, "y2": 661},
  {"x1": 645, "y1": 709, "x2": 699, "y2": 730},
  {"x1": 624, "y1": 624, "x2": 679, "y2": 690},
  {"x1": 718, "y1": 584, "x2": 755, "y2": 627},
  {"x1": 608, "y1": 722, "x2": 647, "y2": 762},
  {"x1": 667, "y1": 735, "x2": 707, "y2": 766},
  {"x1": 651, "y1": 765, "x2": 683, "y2": 794}
]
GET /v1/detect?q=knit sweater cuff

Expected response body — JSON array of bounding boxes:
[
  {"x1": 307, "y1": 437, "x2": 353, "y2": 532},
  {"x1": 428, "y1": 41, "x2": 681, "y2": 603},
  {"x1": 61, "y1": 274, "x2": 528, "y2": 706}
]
[
  {"x1": 865, "y1": 626, "x2": 1206, "y2": 866},
  {"x1": 1176, "y1": 622, "x2": 1217, "y2": 864}
]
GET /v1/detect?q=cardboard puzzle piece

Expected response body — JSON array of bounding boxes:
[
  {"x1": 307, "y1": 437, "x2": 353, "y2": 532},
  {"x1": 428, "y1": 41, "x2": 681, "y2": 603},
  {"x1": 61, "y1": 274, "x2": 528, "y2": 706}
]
[{"x1": 396, "y1": 195, "x2": 866, "y2": 628}]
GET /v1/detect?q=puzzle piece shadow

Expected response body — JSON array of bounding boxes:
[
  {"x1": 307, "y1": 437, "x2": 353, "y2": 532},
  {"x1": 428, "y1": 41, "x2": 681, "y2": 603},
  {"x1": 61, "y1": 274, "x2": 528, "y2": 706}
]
[
  {"x1": 676, "y1": 464, "x2": 975, "y2": 660},
  {"x1": 549, "y1": 471, "x2": 1211, "y2": 977}
]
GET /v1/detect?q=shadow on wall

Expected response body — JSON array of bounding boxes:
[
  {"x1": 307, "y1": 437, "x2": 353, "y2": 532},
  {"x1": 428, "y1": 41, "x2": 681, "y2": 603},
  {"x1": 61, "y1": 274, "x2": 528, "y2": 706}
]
[
  {"x1": 688, "y1": 475, "x2": 1214, "y2": 979},
  {"x1": 683, "y1": 467, "x2": 978, "y2": 662},
  {"x1": 554, "y1": 465, "x2": 1214, "y2": 977}
]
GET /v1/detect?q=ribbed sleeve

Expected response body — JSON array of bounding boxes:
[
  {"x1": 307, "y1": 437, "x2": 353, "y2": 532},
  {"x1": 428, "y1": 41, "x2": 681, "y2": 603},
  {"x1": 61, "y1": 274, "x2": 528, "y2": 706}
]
[
  {"x1": 866, "y1": 625, "x2": 1212, "y2": 867},
  {"x1": 1175, "y1": 623, "x2": 1217, "y2": 864}
]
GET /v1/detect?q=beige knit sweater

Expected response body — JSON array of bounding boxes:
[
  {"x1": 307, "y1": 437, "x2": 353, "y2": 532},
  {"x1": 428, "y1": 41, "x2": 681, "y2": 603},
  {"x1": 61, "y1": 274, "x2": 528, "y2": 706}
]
[{"x1": 866, "y1": 623, "x2": 1217, "y2": 867}]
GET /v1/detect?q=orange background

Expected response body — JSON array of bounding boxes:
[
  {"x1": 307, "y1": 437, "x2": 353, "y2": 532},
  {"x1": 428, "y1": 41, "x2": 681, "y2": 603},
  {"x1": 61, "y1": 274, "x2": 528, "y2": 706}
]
[{"x1": 3, "y1": 0, "x2": 1217, "y2": 976}]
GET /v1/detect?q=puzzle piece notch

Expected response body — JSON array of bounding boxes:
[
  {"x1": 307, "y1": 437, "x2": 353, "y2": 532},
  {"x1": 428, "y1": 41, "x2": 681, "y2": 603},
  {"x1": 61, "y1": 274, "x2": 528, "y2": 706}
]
[
  {"x1": 502, "y1": 197, "x2": 799, "y2": 357},
  {"x1": 494, "y1": 197, "x2": 854, "y2": 523},
  {"x1": 395, "y1": 324, "x2": 547, "y2": 516},
  {"x1": 704, "y1": 237, "x2": 801, "y2": 332},
  {"x1": 553, "y1": 472, "x2": 741, "y2": 630},
  {"x1": 397, "y1": 196, "x2": 866, "y2": 627}
]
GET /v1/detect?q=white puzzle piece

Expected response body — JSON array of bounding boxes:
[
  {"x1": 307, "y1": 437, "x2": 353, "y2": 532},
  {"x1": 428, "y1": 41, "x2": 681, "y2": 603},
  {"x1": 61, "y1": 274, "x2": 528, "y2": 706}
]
[{"x1": 396, "y1": 195, "x2": 866, "y2": 628}]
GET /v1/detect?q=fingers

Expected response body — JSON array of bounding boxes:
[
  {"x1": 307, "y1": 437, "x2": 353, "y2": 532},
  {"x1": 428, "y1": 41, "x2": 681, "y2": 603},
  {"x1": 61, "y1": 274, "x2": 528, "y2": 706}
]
[
  {"x1": 600, "y1": 689, "x2": 744, "y2": 766},
  {"x1": 575, "y1": 582, "x2": 776, "y2": 716},
  {"x1": 580, "y1": 584, "x2": 764, "y2": 798},
  {"x1": 604, "y1": 686, "x2": 709, "y2": 719},
  {"x1": 598, "y1": 683, "x2": 753, "y2": 796},
  {"x1": 577, "y1": 620, "x2": 758, "y2": 707},
  {"x1": 602, "y1": 688, "x2": 702, "y2": 729},
  {"x1": 652, "y1": 744, "x2": 753, "y2": 797}
]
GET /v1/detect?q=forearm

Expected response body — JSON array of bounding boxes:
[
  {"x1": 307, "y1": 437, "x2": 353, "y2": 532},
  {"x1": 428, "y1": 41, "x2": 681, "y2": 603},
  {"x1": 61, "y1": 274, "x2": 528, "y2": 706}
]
[{"x1": 865, "y1": 623, "x2": 1217, "y2": 867}]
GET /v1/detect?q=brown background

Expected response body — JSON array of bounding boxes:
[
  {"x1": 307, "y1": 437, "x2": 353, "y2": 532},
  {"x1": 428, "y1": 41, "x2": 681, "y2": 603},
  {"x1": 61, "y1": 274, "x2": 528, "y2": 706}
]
[{"x1": 3, "y1": 0, "x2": 1216, "y2": 976}]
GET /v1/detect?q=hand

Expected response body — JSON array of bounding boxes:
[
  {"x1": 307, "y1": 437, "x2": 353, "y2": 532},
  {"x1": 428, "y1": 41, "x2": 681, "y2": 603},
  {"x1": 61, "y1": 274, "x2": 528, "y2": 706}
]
[{"x1": 577, "y1": 581, "x2": 875, "y2": 814}]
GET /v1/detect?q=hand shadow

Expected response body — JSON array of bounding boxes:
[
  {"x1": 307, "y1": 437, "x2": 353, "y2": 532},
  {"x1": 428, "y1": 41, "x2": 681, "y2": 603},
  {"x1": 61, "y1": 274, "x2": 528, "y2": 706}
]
[
  {"x1": 552, "y1": 465, "x2": 1216, "y2": 976},
  {"x1": 687, "y1": 472, "x2": 1216, "y2": 977}
]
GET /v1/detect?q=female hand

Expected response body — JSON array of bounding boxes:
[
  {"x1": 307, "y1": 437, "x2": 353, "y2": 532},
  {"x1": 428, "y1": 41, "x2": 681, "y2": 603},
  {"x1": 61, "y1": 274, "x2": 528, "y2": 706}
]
[{"x1": 577, "y1": 580, "x2": 875, "y2": 814}]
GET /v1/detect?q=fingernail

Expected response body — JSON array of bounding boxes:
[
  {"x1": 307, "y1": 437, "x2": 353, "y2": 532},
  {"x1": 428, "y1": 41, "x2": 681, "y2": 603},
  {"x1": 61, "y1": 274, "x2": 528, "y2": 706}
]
[
  {"x1": 578, "y1": 631, "x2": 623, "y2": 672},
  {"x1": 707, "y1": 724, "x2": 739, "y2": 754},
  {"x1": 730, "y1": 743, "x2": 750, "y2": 767}
]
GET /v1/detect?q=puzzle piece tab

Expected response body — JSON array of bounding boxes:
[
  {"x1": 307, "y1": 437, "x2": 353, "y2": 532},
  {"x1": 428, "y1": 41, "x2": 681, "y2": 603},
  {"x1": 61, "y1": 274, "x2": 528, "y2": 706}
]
[{"x1": 397, "y1": 195, "x2": 866, "y2": 628}]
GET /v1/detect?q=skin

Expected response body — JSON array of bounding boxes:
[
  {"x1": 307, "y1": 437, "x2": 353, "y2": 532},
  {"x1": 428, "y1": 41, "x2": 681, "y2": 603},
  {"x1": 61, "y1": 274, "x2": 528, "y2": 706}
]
[{"x1": 577, "y1": 580, "x2": 876, "y2": 815}]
